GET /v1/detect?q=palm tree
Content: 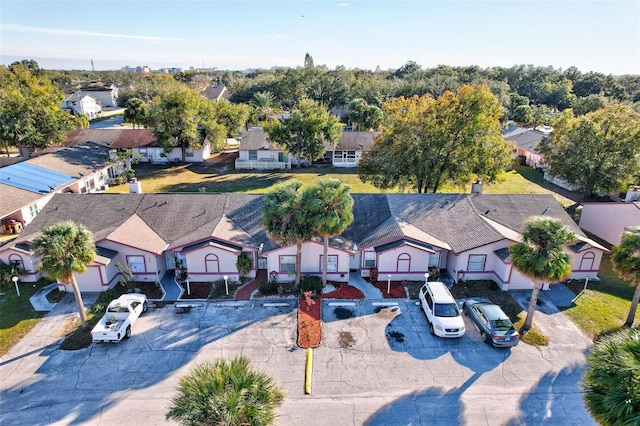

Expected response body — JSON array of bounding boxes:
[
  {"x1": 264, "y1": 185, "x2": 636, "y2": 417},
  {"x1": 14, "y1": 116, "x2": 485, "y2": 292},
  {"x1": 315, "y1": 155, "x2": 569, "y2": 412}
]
[
  {"x1": 508, "y1": 216, "x2": 576, "y2": 331},
  {"x1": 582, "y1": 327, "x2": 640, "y2": 425},
  {"x1": 31, "y1": 221, "x2": 96, "y2": 330},
  {"x1": 262, "y1": 181, "x2": 313, "y2": 286},
  {"x1": 304, "y1": 179, "x2": 354, "y2": 286},
  {"x1": 611, "y1": 227, "x2": 640, "y2": 327},
  {"x1": 166, "y1": 356, "x2": 285, "y2": 426},
  {"x1": 251, "y1": 91, "x2": 276, "y2": 124}
]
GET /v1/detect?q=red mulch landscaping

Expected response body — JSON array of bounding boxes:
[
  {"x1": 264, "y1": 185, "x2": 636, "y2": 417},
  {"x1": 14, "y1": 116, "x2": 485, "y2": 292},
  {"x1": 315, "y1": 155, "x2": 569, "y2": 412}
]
[
  {"x1": 372, "y1": 281, "x2": 407, "y2": 298},
  {"x1": 180, "y1": 282, "x2": 212, "y2": 299},
  {"x1": 298, "y1": 297, "x2": 321, "y2": 348},
  {"x1": 323, "y1": 284, "x2": 365, "y2": 299}
]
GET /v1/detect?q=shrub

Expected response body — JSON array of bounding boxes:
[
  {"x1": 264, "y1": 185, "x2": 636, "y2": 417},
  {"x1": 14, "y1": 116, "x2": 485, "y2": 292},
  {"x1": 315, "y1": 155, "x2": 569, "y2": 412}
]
[
  {"x1": 259, "y1": 279, "x2": 279, "y2": 295},
  {"x1": 96, "y1": 288, "x2": 118, "y2": 305},
  {"x1": 299, "y1": 275, "x2": 322, "y2": 297},
  {"x1": 369, "y1": 267, "x2": 379, "y2": 282}
]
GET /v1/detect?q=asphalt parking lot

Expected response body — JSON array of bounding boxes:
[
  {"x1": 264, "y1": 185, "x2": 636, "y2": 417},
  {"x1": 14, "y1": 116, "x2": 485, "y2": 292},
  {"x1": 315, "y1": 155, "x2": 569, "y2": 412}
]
[{"x1": 0, "y1": 297, "x2": 595, "y2": 425}]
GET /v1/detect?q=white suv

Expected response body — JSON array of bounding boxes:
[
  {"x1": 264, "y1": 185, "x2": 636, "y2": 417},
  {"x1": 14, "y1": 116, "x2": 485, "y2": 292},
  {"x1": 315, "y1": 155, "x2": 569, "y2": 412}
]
[{"x1": 419, "y1": 281, "x2": 465, "y2": 338}]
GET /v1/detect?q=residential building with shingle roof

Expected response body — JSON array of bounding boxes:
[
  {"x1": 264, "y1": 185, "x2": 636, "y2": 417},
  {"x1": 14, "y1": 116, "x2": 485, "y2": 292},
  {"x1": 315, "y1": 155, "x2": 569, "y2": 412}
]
[{"x1": 1, "y1": 192, "x2": 607, "y2": 294}]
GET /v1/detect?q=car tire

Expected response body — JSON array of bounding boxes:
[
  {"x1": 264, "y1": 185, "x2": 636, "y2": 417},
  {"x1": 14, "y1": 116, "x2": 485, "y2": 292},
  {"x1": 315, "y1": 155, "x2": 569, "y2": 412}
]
[
  {"x1": 125, "y1": 326, "x2": 131, "y2": 339},
  {"x1": 143, "y1": 301, "x2": 148, "y2": 313},
  {"x1": 480, "y1": 331, "x2": 487, "y2": 343},
  {"x1": 429, "y1": 322, "x2": 435, "y2": 335}
]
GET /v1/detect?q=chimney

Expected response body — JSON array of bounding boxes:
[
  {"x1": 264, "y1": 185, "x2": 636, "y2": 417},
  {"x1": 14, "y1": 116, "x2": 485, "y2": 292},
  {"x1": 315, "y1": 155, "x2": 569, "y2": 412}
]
[
  {"x1": 471, "y1": 180, "x2": 483, "y2": 194},
  {"x1": 264, "y1": 137, "x2": 270, "y2": 150},
  {"x1": 129, "y1": 177, "x2": 142, "y2": 194}
]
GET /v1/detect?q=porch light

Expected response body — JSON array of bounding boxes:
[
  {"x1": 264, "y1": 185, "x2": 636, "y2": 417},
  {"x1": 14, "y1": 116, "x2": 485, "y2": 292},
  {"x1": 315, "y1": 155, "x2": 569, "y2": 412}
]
[
  {"x1": 12, "y1": 276, "x2": 19, "y2": 297},
  {"x1": 224, "y1": 275, "x2": 229, "y2": 295}
]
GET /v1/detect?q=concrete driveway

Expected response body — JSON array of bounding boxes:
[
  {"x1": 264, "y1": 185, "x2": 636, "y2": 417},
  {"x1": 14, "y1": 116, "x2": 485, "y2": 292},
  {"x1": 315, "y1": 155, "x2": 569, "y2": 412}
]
[{"x1": 0, "y1": 296, "x2": 594, "y2": 425}]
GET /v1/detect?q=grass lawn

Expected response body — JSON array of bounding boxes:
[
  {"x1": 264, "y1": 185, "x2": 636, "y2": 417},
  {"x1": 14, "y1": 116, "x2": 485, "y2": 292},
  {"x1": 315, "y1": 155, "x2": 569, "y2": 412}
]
[
  {"x1": 562, "y1": 251, "x2": 638, "y2": 339},
  {"x1": 0, "y1": 279, "x2": 52, "y2": 357}
]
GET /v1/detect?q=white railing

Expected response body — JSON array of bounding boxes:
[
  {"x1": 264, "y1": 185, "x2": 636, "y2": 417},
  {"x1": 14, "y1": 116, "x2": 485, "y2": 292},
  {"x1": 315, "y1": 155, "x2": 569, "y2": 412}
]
[{"x1": 235, "y1": 159, "x2": 289, "y2": 170}]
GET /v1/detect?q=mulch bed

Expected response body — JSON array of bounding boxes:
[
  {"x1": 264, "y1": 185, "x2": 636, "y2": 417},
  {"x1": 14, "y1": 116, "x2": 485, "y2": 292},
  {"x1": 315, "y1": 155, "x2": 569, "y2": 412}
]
[
  {"x1": 135, "y1": 282, "x2": 164, "y2": 299},
  {"x1": 323, "y1": 284, "x2": 365, "y2": 299},
  {"x1": 298, "y1": 297, "x2": 321, "y2": 348},
  {"x1": 372, "y1": 281, "x2": 407, "y2": 298},
  {"x1": 180, "y1": 282, "x2": 212, "y2": 299}
]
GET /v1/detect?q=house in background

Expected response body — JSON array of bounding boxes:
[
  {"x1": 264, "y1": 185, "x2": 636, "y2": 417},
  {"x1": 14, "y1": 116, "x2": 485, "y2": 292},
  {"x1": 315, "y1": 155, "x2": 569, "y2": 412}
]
[
  {"x1": 236, "y1": 130, "x2": 377, "y2": 170},
  {"x1": 579, "y1": 187, "x2": 640, "y2": 245},
  {"x1": 235, "y1": 130, "x2": 290, "y2": 170},
  {"x1": 0, "y1": 141, "x2": 112, "y2": 237},
  {"x1": 502, "y1": 125, "x2": 549, "y2": 169},
  {"x1": 315, "y1": 131, "x2": 379, "y2": 167},
  {"x1": 60, "y1": 92, "x2": 102, "y2": 119},
  {"x1": 200, "y1": 85, "x2": 231, "y2": 102},
  {"x1": 76, "y1": 82, "x2": 118, "y2": 108},
  {"x1": 1, "y1": 192, "x2": 607, "y2": 294}
]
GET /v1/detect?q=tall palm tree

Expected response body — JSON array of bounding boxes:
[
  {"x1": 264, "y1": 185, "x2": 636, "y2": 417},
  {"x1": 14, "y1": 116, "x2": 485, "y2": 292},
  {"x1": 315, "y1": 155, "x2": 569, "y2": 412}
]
[
  {"x1": 262, "y1": 181, "x2": 313, "y2": 286},
  {"x1": 31, "y1": 221, "x2": 96, "y2": 330},
  {"x1": 508, "y1": 216, "x2": 576, "y2": 331},
  {"x1": 251, "y1": 91, "x2": 276, "y2": 123},
  {"x1": 582, "y1": 327, "x2": 640, "y2": 425},
  {"x1": 611, "y1": 227, "x2": 640, "y2": 327},
  {"x1": 304, "y1": 179, "x2": 354, "y2": 286},
  {"x1": 166, "y1": 356, "x2": 285, "y2": 426}
]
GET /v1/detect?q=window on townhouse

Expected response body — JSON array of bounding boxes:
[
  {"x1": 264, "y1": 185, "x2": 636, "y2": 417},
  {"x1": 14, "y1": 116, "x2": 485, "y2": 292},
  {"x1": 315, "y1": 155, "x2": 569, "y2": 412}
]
[
  {"x1": 320, "y1": 255, "x2": 338, "y2": 272},
  {"x1": 127, "y1": 255, "x2": 146, "y2": 273},
  {"x1": 280, "y1": 255, "x2": 296, "y2": 273},
  {"x1": 29, "y1": 204, "x2": 39, "y2": 219},
  {"x1": 467, "y1": 254, "x2": 486, "y2": 272},
  {"x1": 364, "y1": 251, "x2": 376, "y2": 268}
]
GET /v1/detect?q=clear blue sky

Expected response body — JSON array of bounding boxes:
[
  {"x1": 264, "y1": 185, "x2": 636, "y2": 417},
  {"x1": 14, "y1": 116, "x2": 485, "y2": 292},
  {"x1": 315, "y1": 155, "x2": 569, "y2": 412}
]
[{"x1": 1, "y1": 0, "x2": 638, "y2": 75}]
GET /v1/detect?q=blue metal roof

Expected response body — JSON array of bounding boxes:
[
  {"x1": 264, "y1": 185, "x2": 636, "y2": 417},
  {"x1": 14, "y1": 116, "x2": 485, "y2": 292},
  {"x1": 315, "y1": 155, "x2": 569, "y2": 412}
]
[{"x1": 0, "y1": 162, "x2": 75, "y2": 194}]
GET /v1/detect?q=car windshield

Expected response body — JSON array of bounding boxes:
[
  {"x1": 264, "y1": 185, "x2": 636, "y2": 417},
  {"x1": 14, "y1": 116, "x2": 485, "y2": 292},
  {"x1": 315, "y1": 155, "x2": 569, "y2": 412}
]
[
  {"x1": 492, "y1": 319, "x2": 514, "y2": 331},
  {"x1": 434, "y1": 303, "x2": 459, "y2": 317}
]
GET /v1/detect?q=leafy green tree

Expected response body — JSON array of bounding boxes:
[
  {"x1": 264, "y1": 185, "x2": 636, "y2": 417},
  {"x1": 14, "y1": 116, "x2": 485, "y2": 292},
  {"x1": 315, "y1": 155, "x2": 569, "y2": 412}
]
[
  {"x1": 262, "y1": 181, "x2": 313, "y2": 285},
  {"x1": 304, "y1": 179, "x2": 354, "y2": 286},
  {"x1": 166, "y1": 356, "x2": 285, "y2": 426},
  {"x1": 611, "y1": 227, "x2": 640, "y2": 327},
  {"x1": 31, "y1": 221, "x2": 96, "y2": 330},
  {"x1": 508, "y1": 217, "x2": 576, "y2": 331},
  {"x1": 265, "y1": 99, "x2": 343, "y2": 167},
  {"x1": 539, "y1": 105, "x2": 640, "y2": 199},
  {"x1": 124, "y1": 97, "x2": 148, "y2": 128},
  {"x1": 572, "y1": 94, "x2": 607, "y2": 116},
  {"x1": 0, "y1": 63, "x2": 78, "y2": 156},
  {"x1": 582, "y1": 327, "x2": 640, "y2": 425},
  {"x1": 513, "y1": 104, "x2": 534, "y2": 124},
  {"x1": 358, "y1": 85, "x2": 512, "y2": 193}
]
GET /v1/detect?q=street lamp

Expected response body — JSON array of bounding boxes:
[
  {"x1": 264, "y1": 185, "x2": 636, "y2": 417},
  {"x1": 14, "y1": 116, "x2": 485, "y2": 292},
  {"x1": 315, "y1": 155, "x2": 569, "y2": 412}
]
[
  {"x1": 424, "y1": 272, "x2": 429, "y2": 284},
  {"x1": 12, "y1": 276, "x2": 19, "y2": 297},
  {"x1": 224, "y1": 275, "x2": 229, "y2": 296},
  {"x1": 387, "y1": 274, "x2": 391, "y2": 295},
  {"x1": 186, "y1": 277, "x2": 190, "y2": 296}
]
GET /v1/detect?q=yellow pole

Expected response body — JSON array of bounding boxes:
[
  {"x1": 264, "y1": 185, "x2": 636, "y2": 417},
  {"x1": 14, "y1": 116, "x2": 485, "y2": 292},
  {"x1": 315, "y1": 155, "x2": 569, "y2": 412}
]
[{"x1": 304, "y1": 348, "x2": 313, "y2": 394}]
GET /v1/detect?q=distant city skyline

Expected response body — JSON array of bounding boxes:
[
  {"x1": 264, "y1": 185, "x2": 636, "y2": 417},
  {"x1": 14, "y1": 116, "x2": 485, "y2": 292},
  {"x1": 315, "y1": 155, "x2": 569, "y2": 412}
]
[{"x1": 1, "y1": 1, "x2": 639, "y2": 75}]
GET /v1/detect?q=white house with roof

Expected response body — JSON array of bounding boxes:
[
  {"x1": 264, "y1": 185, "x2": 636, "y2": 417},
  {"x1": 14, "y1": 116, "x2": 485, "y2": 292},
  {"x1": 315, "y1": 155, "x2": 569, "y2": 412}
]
[
  {"x1": 61, "y1": 93, "x2": 102, "y2": 118},
  {"x1": 502, "y1": 125, "x2": 548, "y2": 169},
  {"x1": 0, "y1": 192, "x2": 608, "y2": 295},
  {"x1": 77, "y1": 82, "x2": 118, "y2": 108},
  {"x1": 579, "y1": 188, "x2": 640, "y2": 245}
]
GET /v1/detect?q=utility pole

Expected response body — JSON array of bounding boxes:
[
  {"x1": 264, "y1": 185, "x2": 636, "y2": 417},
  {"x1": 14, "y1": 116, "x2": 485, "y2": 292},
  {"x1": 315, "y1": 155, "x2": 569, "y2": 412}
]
[{"x1": 91, "y1": 58, "x2": 95, "y2": 71}]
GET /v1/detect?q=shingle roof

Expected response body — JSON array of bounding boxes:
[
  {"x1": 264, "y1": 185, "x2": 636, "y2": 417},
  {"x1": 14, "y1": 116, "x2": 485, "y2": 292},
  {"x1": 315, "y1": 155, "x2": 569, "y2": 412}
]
[
  {"x1": 237, "y1": 131, "x2": 283, "y2": 151},
  {"x1": 65, "y1": 129, "x2": 125, "y2": 147},
  {"x1": 503, "y1": 129, "x2": 548, "y2": 152},
  {"x1": 329, "y1": 131, "x2": 379, "y2": 151},
  {"x1": 26, "y1": 142, "x2": 110, "y2": 177},
  {"x1": 6, "y1": 193, "x2": 598, "y2": 257},
  {"x1": 110, "y1": 129, "x2": 158, "y2": 149}
]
